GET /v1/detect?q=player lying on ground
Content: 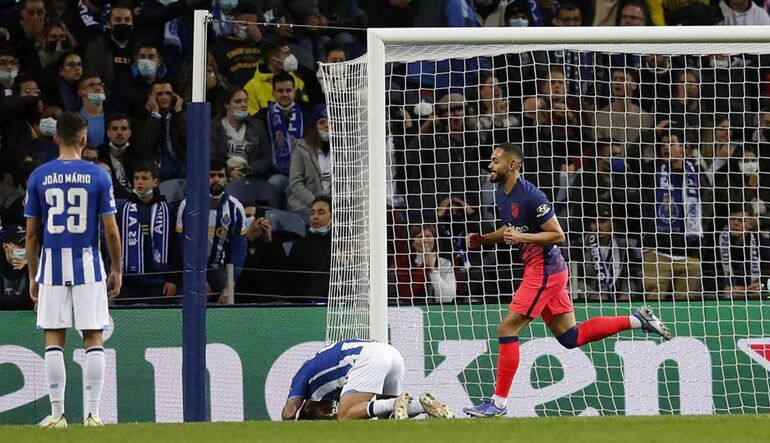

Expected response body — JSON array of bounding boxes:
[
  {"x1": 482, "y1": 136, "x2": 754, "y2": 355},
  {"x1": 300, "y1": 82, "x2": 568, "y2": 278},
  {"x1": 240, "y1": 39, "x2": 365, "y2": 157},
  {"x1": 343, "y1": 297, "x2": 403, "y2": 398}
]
[
  {"x1": 463, "y1": 144, "x2": 671, "y2": 418},
  {"x1": 281, "y1": 339, "x2": 454, "y2": 420}
]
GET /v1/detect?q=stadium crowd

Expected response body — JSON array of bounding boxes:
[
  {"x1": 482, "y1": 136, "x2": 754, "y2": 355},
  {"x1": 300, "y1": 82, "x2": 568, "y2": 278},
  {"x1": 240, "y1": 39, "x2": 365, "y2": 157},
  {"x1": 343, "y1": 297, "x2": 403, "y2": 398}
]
[{"x1": 0, "y1": 0, "x2": 769, "y2": 308}]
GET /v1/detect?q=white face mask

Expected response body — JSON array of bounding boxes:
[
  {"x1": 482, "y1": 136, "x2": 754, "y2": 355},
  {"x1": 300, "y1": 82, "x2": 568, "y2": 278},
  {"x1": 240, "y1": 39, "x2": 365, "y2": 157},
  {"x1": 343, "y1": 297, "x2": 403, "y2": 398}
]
[
  {"x1": 318, "y1": 131, "x2": 330, "y2": 142},
  {"x1": 11, "y1": 248, "x2": 26, "y2": 260},
  {"x1": 283, "y1": 54, "x2": 298, "y2": 72},
  {"x1": 740, "y1": 161, "x2": 760, "y2": 174},
  {"x1": 712, "y1": 58, "x2": 730, "y2": 69},
  {"x1": 413, "y1": 101, "x2": 434, "y2": 118},
  {"x1": 309, "y1": 223, "x2": 331, "y2": 235},
  {"x1": 245, "y1": 215, "x2": 255, "y2": 227},
  {"x1": 0, "y1": 69, "x2": 17, "y2": 84},
  {"x1": 275, "y1": 101, "x2": 295, "y2": 112},
  {"x1": 39, "y1": 117, "x2": 57, "y2": 136},
  {"x1": 87, "y1": 92, "x2": 106, "y2": 105},
  {"x1": 508, "y1": 18, "x2": 528, "y2": 27},
  {"x1": 133, "y1": 188, "x2": 154, "y2": 199}
]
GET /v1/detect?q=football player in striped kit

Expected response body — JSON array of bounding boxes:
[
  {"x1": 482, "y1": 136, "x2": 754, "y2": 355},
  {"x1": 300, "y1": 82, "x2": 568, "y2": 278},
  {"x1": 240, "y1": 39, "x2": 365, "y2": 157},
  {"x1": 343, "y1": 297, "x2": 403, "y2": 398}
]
[
  {"x1": 25, "y1": 112, "x2": 123, "y2": 428},
  {"x1": 282, "y1": 339, "x2": 454, "y2": 420}
]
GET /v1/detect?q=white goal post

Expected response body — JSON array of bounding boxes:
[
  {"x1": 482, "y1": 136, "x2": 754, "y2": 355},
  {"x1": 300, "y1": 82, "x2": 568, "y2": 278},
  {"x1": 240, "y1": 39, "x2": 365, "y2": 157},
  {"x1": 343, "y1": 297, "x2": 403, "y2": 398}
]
[{"x1": 323, "y1": 25, "x2": 770, "y2": 416}]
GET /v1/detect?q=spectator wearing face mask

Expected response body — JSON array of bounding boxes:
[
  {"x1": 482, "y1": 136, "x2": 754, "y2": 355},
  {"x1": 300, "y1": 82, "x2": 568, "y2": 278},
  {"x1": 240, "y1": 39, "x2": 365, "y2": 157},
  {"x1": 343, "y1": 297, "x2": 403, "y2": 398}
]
[
  {"x1": 27, "y1": 105, "x2": 62, "y2": 164},
  {"x1": 78, "y1": 73, "x2": 108, "y2": 146},
  {"x1": 115, "y1": 162, "x2": 179, "y2": 305},
  {"x1": 36, "y1": 22, "x2": 78, "y2": 70},
  {"x1": 83, "y1": 5, "x2": 135, "y2": 94},
  {"x1": 503, "y1": 0, "x2": 533, "y2": 27},
  {"x1": 255, "y1": 72, "x2": 305, "y2": 197},
  {"x1": 211, "y1": 87, "x2": 272, "y2": 179},
  {"x1": 0, "y1": 44, "x2": 19, "y2": 96},
  {"x1": 122, "y1": 43, "x2": 171, "y2": 119},
  {"x1": 288, "y1": 103, "x2": 330, "y2": 222},
  {"x1": 211, "y1": 6, "x2": 263, "y2": 88},
  {"x1": 287, "y1": 196, "x2": 332, "y2": 303},
  {"x1": 97, "y1": 113, "x2": 136, "y2": 198},
  {"x1": 0, "y1": 224, "x2": 33, "y2": 310},
  {"x1": 244, "y1": 33, "x2": 320, "y2": 115}
]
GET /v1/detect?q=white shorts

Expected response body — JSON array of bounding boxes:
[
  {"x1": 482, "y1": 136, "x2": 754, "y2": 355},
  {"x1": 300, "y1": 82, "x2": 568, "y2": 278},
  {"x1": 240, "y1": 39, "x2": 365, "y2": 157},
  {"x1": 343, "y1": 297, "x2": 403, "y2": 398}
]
[
  {"x1": 342, "y1": 342, "x2": 405, "y2": 397},
  {"x1": 36, "y1": 281, "x2": 110, "y2": 331}
]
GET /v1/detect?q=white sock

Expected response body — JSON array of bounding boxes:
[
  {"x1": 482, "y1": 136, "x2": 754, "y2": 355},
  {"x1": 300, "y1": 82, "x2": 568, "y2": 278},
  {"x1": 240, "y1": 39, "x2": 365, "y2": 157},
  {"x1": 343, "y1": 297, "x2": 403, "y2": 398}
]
[
  {"x1": 407, "y1": 399, "x2": 425, "y2": 417},
  {"x1": 45, "y1": 346, "x2": 66, "y2": 418},
  {"x1": 368, "y1": 398, "x2": 396, "y2": 418},
  {"x1": 629, "y1": 315, "x2": 642, "y2": 329},
  {"x1": 492, "y1": 394, "x2": 507, "y2": 408},
  {"x1": 83, "y1": 347, "x2": 105, "y2": 418}
]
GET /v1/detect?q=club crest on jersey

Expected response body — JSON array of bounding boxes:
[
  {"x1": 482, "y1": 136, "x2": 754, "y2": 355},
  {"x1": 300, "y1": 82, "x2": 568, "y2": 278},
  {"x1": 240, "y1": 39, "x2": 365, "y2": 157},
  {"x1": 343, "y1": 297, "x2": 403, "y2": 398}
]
[
  {"x1": 510, "y1": 203, "x2": 520, "y2": 218},
  {"x1": 222, "y1": 215, "x2": 231, "y2": 226},
  {"x1": 536, "y1": 204, "x2": 550, "y2": 217}
]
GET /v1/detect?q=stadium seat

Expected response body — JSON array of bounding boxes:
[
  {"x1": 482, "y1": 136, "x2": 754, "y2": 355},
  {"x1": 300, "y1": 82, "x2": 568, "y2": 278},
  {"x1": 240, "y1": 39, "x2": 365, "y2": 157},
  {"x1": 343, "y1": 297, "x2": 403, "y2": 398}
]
[
  {"x1": 265, "y1": 209, "x2": 306, "y2": 241},
  {"x1": 226, "y1": 178, "x2": 278, "y2": 207},
  {"x1": 158, "y1": 178, "x2": 187, "y2": 204}
]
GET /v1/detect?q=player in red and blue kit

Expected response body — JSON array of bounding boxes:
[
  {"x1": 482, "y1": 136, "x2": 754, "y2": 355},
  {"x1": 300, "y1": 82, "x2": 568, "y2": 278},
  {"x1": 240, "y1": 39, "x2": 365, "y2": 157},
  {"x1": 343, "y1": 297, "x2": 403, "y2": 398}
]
[{"x1": 463, "y1": 144, "x2": 671, "y2": 418}]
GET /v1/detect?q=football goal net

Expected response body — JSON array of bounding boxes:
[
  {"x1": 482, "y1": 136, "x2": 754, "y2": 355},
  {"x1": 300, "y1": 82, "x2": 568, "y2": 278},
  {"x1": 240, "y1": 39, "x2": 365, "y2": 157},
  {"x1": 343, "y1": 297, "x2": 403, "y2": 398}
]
[{"x1": 323, "y1": 26, "x2": 770, "y2": 416}]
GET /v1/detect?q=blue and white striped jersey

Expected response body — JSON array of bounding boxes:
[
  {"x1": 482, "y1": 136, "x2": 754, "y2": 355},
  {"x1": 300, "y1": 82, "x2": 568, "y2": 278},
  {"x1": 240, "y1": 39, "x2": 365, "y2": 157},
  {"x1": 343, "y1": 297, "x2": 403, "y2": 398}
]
[
  {"x1": 24, "y1": 159, "x2": 116, "y2": 286},
  {"x1": 175, "y1": 193, "x2": 247, "y2": 269},
  {"x1": 288, "y1": 339, "x2": 371, "y2": 402}
]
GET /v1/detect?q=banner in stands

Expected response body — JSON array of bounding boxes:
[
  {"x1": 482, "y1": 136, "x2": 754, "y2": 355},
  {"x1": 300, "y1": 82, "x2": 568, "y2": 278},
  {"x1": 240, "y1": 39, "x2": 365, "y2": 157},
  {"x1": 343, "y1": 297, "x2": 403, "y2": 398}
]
[{"x1": 0, "y1": 303, "x2": 768, "y2": 424}]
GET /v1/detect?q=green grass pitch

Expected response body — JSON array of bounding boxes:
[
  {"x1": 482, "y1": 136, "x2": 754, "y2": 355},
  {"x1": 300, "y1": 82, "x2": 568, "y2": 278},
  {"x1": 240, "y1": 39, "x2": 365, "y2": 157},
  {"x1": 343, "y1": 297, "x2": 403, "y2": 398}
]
[{"x1": 4, "y1": 415, "x2": 770, "y2": 443}]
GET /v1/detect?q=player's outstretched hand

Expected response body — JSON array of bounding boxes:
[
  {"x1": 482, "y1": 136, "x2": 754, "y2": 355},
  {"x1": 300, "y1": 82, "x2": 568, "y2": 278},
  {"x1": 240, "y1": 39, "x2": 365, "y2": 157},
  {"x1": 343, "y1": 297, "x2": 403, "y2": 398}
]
[
  {"x1": 107, "y1": 271, "x2": 122, "y2": 299},
  {"x1": 467, "y1": 233, "x2": 483, "y2": 249}
]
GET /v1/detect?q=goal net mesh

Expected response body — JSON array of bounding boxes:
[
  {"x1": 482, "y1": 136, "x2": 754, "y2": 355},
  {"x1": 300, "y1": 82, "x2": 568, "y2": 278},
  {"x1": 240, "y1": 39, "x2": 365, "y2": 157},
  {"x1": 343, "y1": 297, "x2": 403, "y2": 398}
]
[{"x1": 323, "y1": 38, "x2": 770, "y2": 416}]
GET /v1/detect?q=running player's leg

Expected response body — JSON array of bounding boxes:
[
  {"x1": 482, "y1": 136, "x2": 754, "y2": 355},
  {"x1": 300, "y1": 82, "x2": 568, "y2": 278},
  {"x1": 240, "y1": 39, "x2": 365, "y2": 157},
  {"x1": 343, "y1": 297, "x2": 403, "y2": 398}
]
[
  {"x1": 74, "y1": 282, "x2": 109, "y2": 425},
  {"x1": 464, "y1": 309, "x2": 531, "y2": 417},
  {"x1": 545, "y1": 275, "x2": 670, "y2": 346}
]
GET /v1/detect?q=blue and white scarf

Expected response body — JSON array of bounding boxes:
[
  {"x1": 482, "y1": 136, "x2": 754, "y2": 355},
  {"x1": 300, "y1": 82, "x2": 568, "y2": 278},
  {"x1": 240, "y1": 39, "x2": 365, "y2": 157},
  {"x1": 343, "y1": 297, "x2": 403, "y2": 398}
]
[
  {"x1": 655, "y1": 160, "x2": 702, "y2": 239},
  {"x1": 121, "y1": 200, "x2": 170, "y2": 274},
  {"x1": 586, "y1": 233, "x2": 622, "y2": 292},
  {"x1": 719, "y1": 227, "x2": 760, "y2": 288},
  {"x1": 266, "y1": 103, "x2": 303, "y2": 175}
]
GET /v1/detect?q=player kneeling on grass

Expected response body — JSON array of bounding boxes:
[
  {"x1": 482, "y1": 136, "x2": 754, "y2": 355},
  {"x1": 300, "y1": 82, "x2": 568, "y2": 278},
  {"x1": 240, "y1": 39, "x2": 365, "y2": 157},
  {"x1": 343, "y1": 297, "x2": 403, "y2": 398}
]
[{"x1": 281, "y1": 339, "x2": 454, "y2": 420}]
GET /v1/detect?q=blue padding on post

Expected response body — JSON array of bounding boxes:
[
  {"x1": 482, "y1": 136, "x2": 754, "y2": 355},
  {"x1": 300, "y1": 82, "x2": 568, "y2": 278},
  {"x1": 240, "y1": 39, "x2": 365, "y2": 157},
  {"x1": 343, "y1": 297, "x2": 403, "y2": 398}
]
[{"x1": 182, "y1": 102, "x2": 211, "y2": 422}]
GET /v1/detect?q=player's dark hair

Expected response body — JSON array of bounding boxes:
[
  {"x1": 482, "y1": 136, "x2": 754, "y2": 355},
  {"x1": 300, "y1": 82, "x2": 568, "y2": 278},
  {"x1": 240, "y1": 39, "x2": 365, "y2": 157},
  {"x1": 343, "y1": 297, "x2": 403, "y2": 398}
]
[
  {"x1": 497, "y1": 143, "x2": 524, "y2": 161},
  {"x1": 133, "y1": 161, "x2": 159, "y2": 179},
  {"x1": 210, "y1": 158, "x2": 227, "y2": 172},
  {"x1": 272, "y1": 71, "x2": 295, "y2": 88},
  {"x1": 312, "y1": 195, "x2": 332, "y2": 211},
  {"x1": 56, "y1": 111, "x2": 88, "y2": 146}
]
